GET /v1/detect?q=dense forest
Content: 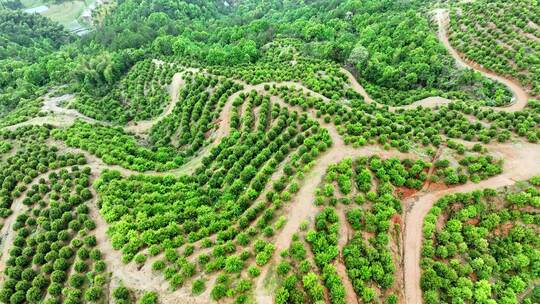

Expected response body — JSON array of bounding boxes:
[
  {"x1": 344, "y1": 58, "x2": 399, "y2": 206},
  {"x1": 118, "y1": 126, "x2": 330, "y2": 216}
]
[{"x1": 0, "y1": 0, "x2": 539, "y2": 303}]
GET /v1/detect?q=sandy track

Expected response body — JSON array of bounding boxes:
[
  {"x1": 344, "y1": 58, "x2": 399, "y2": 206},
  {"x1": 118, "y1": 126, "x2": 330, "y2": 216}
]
[
  {"x1": 87, "y1": 186, "x2": 213, "y2": 304},
  {"x1": 340, "y1": 67, "x2": 455, "y2": 112},
  {"x1": 124, "y1": 66, "x2": 203, "y2": 136},
  {"x1": 342, "y1": 65, "x2": 526, "y2": 114},
  {"x1": 254, "y1": 97, "x2": 423, "y2": 304},
  {"x1": 400, "y1": 10, "x2": 537, "y2": 304},
  {"x1": 340, "y1": 10, "x2": 531, "y2": 113},
  {"x1": 41, "y1": 94, "x2": 95, "y2": 121},
  {"x1": 1, "y1": 47, "x2": 536, "y2": 304},
  {"x1": 5, "y1": 94, "x2": 100, "y2": 131},
  {"x1": 335, "y1": 204, "x2": 359, "y2": 304},
  {"x1": 435, "y1": 9, "x2": 531, "y2": 111},
  {"x1": 403, "y1": 141, "x2": 540, "y2": 303},
  {"x1": 124, "y1": 72, "x2": 186, "y2": 134}
]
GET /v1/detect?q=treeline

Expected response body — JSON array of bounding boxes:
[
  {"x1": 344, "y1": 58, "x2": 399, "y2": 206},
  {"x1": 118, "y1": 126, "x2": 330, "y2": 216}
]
[{"x1": 0, "y1": 9, "x2": 73, "y2": 61}]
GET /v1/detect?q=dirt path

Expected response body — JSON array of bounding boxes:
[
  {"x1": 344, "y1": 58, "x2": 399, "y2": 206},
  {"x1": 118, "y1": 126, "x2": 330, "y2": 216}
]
[
  {"x1": 340, "y1": 67, "x2": 455, "y2": 112},
  {"x1": 399, "y1": 12, "x2": 537, "y2": 303},
  {"x1": 340, "y1": 10, "x2": 531, "y2": 113},
  {"x1": 5, "y1": 67, "x2": 191, "y2": 135},
  {"x1": 42, "y1": 94, "x2": 90, "y2": 120},
  {"x1": 254, "y1": 97, "x2": 422, "y2": 304},
  {"x1": 124, "y1": 72, "x2": 186, "y2": 135},
  {"x1": 334, "y1": 204, "x2": 359, "y2": 304},
  {"x1": 435, "y1": 9, "x2": 531, "y2": 111},
  {"x1": 0, "y1": 153, "x2": 212, "y2": 303},
  {"x1": 5, "y1": 93, "x2": 100, "y2": 131},
  {"x1": 87, "y1": 186, "x2": 213, "y2": 304},
  {"x1": 124, "y1": 67, "x2": 203, "y2": 136},
  {"x1": 403, "y1": 141, "x2": 540, "y2": 304},
  {"x1": 2, "y1": 56, "x2": 536, "y2": 304}
]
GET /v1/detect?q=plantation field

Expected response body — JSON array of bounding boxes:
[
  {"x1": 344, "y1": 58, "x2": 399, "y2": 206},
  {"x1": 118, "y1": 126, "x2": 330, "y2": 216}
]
[{"x1": 1, "y1": 0, "x2": 540, "y2": 303}]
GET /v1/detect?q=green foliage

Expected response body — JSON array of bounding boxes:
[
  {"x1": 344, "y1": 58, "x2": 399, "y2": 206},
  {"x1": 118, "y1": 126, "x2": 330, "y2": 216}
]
[
  {"x1": 2, "y1": 1, "x2": 539, "y2": 303},
  {"x1": 0, "y1": 166, "x2": 106, "y2": 303},
  {"x1": 73, "y1": 60, "x2": 178, "y2": 123},
  {"x1": 0, "y1": 10, "x2": 72, "y2": 61},
  {"x1": 421, "y1": 177, "x2": 540, "y2": 302},
  {"x1": 138, "y1": 291, "x2": 158, "y2": 304},
  {"x1": 304, "y1": 208, "x2": 346, "y2": 304},
  {"x1": 113, "y1": 286, "x2": 131, "y2": 302},
  {"x1": 149, "y1": 74, "x2": 241, "y2": 151},
  {"x1": 191, "y1": 279, "x2": 206, "y2": 295},
  {"x1": 53, "y1": 121, "x2": 184, "y2": 171},
  {"x1": 0, "y1": 140, "x2": 12, "y2": 153},
  {"x1": 449, "y1": 0, "x2": 540, "y2": 97},
  {"x1": 435, "y1": 154, "x2": 503, "y2": 185}
]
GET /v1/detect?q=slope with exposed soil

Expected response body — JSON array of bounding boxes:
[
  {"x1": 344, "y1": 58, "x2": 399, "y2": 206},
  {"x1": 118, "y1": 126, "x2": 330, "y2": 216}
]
[
  {"x1": 1, "y1": 13, "x2": 537, "y2": 300},
  {"x1": 403, "y1": 141, "x2": 540, "y2": 304}
]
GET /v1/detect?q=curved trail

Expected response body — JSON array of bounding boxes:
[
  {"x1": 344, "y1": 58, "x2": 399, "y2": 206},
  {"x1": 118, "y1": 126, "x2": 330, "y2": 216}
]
[
  {"x1": 434, "y1": 9, "x2": 531, "y2": 111},
  {"x1": 335, "y1": 204, "x2": 359, "y2": 304},
  {"x1": 88, "y1": 187, "x2": 212, "y2": 304},
  {"x1": 0, "y1": 77, "x2": 407, "y2": 304},
  {"x1": 254, "y1": 97, "x2": 421, "y2": 304},
  {"x1": 124, "y1": 72, "x2": 186, "y2": 135},
  {"x1": 340, "y1": 67, "x2": 454, "y2": 112},
  {"x1": 124, "y1": 67, "x2": 202, "y2": 135},
  {"x1": 339, "y1": 10, "x2": 531, "y2": 113},
  {"x1": 403, "y1": 141, "x2": 540, "y2": 304},
  {"x1": 5, "y1": 94, "x2": 100, "y2": 131},
  {"x1": 401, "y1": 10, "x2": 536, "y2": 304},
  {"x1": 1, "y1": 18, "x2": 537, "y2": 302}
]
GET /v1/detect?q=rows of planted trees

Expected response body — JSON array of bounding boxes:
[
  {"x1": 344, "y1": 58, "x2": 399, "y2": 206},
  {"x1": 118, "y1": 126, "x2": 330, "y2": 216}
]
[
  {"x1": 275, "y1": 156, "x2": 428, "y2": 304},
  {"x1": 0, "y1": 126, "x2": 87, "y2": 221},
  {"x1": 52, "y1": 121, "x2": 184, "y2": 172},
  {"x1": 449, "y1": 0, "x2": 540, "y2": 97},
  {"x1": 72, "y1": 60, "x2": 182, "y2": 124},
  {"x1": 3, "y1": 61, "x2": 531, "y2": 304},
  {"x1": 94, "y1": 87, "x2": 334, "y2": 303},
  {"x1": 1, "y1": 0, "x2": 540, "y2": 303},
  {"x1": 0, "y1": 166, "x2": 109, "y2": 304},
  {"x1": 273, "y1": 149, "x2": 507, "y2": 304},
  {"x1": 422, "y1": 176, "x2": 540, "y2": 303},
  {"x1": 149, "y1": 73, "x2": 242, "y2": 152},
  {"x1": 271, "y1": 81, "x2": 536, "y2": 151}
]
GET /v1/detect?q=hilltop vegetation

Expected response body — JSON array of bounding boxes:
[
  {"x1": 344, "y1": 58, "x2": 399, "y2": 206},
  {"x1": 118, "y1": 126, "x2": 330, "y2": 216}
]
[{"x1": 0, "y1": 0, "x2": 540, "y2": 303}]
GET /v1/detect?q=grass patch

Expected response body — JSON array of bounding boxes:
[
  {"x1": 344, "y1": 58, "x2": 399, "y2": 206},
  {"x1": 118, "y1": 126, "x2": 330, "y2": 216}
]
[{"x1": 42, "y1": 1, "x2": 86, "y2": 27}]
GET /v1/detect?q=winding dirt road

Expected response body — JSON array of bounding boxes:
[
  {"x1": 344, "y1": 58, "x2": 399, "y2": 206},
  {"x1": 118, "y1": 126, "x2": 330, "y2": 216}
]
[
  {"x1": 403, "y1": 141, "x2": 540, "y2": 303},
  {"x1": 341, "y1": 66, "x2": 525, "y2": 113},
  {"x1": 340, "y1": 10, "x2": 531, "y2": 113},
  {"x1": 124, "y1": 72, "x2": 186, "y2": 135},
  {"x1": 1, "y1": 14, "x2": 538, "y2": 301},
  {"x1": 254, "y1": 97, "x2": 422, "y2": 304},
  {"x1": 400, "y1": 10, "x2": 537, "y2": 304},
  {"x1": 435, "y1": 9, "x2": 531, "y2": 111},
  {"x1": 124, "y1": 66, "x2": 203, "y2": 136}
]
